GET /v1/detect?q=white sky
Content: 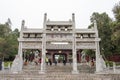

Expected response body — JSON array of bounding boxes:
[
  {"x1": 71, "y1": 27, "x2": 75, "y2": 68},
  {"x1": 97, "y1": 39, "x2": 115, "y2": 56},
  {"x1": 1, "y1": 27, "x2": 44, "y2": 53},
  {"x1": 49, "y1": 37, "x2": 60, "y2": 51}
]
[{"x1": 0, "y1": 0, "x2": 119, "y2": 30}]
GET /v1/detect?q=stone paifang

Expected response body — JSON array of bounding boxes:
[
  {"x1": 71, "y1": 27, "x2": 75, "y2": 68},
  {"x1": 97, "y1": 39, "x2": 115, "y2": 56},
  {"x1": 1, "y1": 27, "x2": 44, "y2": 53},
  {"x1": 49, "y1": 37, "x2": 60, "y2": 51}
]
[{"x1": 11, "y1": 13, "x2": 106, "y2": 74}]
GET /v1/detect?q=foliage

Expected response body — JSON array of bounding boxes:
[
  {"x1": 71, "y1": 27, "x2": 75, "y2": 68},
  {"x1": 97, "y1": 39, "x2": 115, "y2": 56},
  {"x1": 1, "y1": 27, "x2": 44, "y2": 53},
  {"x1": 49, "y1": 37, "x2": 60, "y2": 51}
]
[
  {"x1": 4, "y1": 61, "x2": 12, "y2": 67},
  {"x1": 84, "y1": 49, "x2": 95, "y2": 58},
  {"x1": 112, "y1": 2, "x2": 120, "y2": 22},
  {"x1": 111, "y1": 2, "x2": 120, "y2": 53},
  {"x1": 0, "y1": 21, "x2": 19, "y2": 61},
  {"x1": 0, "y1": 38, "x2": 6, "y2": 59},
  {"x1": 87, "y1": 1, "x2": 120, "y2": 60},
  {"x1": 105, "y1": 61, "x2": 113, "y2": 67},
  {"x1": 89, "y1": 12, "x2": 113, "y2": 57},
  {"x1": 0, "y1": 24, "x2": 11, "y2": 38},
  {"x1": 105, "y1": 61, "x2": 120, "y2": 67}
]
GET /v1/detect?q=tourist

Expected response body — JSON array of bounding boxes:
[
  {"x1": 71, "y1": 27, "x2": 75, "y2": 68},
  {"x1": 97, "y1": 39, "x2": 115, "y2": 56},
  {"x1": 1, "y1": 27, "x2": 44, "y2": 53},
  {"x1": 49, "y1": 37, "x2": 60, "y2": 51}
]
[
  {"x1": 63, "y1": 59, "x2": 66, "y2": 66},
  {"x1": 49, "y1": 59, "x2": 52, "y2": 66},
  {"x1": 54, "y1": 59, "x2": 57, "y2": 66},
  {"x1": 90, "y1": 59, "x2": 94, "y2": 67},
  {"x1": 39, "y1": 58, "x2": 41, "y2": 64},
  {"x1": 34, "y1": 56, "x2": 39, "y2": 65},
  {"x1": 0, "y1": 58, "x2": 2, "y2": 70},
  {"x1": 45, "y1": 57, "x2": 49, "y2": 65},
  {"x1": 69, "y1": 59, "x2": 72, "y2": 65},
  {"x1": 29, "y1": 53, "x2": 34, "y2": 62},
  {"x1": 25, "y1": 54, "x2": 29, "y2": 63}
]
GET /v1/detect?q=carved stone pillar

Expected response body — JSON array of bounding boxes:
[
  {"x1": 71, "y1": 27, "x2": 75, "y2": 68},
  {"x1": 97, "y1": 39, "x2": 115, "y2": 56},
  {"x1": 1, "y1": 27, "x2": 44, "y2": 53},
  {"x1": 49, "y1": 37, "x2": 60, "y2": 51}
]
[
  {"x1": 95, "y1": 41, "x2": 100, "y2": 72},
  {"x1": 39, "y1": 13, "x2": 47, "y2": 74},
  {"x1": 18, "y1": 42, "x2": 23, "y2": 58},
  {"x1": 17, "y1": 42, "x2": 23, "y2": 70},
  {"x1": 39, "y1": 33, "x2": 46, "y2": 74},
  {"x1": 71, "y1": 13, "x2": 79, "y2": 74},
  {"x1": 72, "y1": 34, "x2": 79, "y2": 74}
]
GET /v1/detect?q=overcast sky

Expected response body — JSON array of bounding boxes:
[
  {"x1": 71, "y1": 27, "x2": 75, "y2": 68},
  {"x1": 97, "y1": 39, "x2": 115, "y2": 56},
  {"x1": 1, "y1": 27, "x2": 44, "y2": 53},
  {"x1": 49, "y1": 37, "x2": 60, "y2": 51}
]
[{"x1": 0, "y1": 0, "x2": 119, "y2": 30}]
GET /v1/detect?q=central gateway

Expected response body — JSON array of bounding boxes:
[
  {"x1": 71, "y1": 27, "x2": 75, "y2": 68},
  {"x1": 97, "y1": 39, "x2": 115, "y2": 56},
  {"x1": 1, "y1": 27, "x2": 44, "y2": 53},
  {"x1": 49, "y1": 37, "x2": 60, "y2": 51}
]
[{"x1": 12, "y1": 13, "x2": 104, "y2": 74}]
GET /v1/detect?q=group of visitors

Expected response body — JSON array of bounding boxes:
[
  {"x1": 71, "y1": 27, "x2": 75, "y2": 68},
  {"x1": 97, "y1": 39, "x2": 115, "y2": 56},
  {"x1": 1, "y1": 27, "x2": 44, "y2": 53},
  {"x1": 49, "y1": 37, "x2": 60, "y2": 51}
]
[
  {"x1": 53, "y1": 59, "x2": 67, "y2": 66},
  {"x1": 24, "y1": 53, "x2": 95, "y2": 67},
  {"x1": 45, "y1": 57, "x2": 67, "y2": 66},
  {"x1": 24, "y1": 53, "x2": 41, "y2": 65},
  {"x1": 24, "y1": 53, "x2": 71, "y2": 66}
]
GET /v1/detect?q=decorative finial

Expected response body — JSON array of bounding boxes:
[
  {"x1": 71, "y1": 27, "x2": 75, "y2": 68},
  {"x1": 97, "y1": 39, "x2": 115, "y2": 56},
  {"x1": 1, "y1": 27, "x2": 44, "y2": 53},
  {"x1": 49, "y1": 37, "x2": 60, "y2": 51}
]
[
  {"x1": 72, "y1": 13, "x2": 75, "y2": 22},
  {"x1": 21, "y1": 20, "x2": 25, "y2": 30},
  {"x1": 44, "y1": 13, "x2": 47, "y2": 22},
  {"x1": 22, "y1": 20, "x2": 25, "y2": 27},
  {"x1": 72, "y1": 13, "x2": 75, "y2": 15},
  {"x1": 44, "y1": 13, "x2": 47, "y2": 16}
]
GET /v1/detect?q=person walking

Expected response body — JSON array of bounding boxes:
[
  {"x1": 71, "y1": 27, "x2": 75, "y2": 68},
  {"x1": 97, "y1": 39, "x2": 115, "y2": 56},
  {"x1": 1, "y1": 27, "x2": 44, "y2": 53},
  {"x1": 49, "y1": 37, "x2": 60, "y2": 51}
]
[
  {"x1": 34, "y1": 56, "x2": 39, "y2": 65},
  {"x1": 63, "y1": 59, "x2": 66, "y2": 66},
  {"x1": 54, "y1": 59, "x2": 57, "y2": 66},
  {"x1": 45, "y1": 57, "x2": 49, "y2": 65},
  {"x1": 0, "y1": 58, "x2": 2, "y2": 70},
  {"x1": 69, "y1": 59, "x2": 72, "y2": 65},
  {"x1": 49, "y1": 59, "x2": 52, "y2": 66}
]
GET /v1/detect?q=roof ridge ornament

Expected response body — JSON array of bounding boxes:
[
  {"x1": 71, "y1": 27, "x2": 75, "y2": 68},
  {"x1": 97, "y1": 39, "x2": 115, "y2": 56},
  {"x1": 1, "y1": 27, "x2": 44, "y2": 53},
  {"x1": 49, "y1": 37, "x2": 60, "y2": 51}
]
[
  {"x1": 72, "y1": 13, "x2": 75, "y2": 22},
  {"x1": 21, "y1": 20, "x2": 25, "y2": 30}
]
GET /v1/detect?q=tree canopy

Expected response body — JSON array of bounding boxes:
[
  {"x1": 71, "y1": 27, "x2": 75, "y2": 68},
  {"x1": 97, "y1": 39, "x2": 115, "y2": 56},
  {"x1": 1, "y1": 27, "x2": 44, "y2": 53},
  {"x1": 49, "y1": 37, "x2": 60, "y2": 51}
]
[
  {"x1": 111, "y1": 2, "x2": 120, "y2": 53},
  {"x1": 89, "y1": 12, "x2": 113, "y2": 57},
  {"x1": 0, "y1": 21, "x2": 19, "y2": 61},
  {"x1": 87, "y1": 1, "x2": 120, "y2": 59}
]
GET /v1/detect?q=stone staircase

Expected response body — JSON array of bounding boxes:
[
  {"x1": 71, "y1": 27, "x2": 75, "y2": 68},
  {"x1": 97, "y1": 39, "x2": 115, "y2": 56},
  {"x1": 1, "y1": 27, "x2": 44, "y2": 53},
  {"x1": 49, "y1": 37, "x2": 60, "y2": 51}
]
[{"x1": 0, "y1": 63, "x2": 120, "y2": 80}]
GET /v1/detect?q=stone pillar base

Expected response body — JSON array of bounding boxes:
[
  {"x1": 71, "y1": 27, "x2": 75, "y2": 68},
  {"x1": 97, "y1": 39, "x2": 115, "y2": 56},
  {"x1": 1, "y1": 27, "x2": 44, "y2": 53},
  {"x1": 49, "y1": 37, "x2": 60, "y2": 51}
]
[
  {"x1": 2, "y1": 62, "x2": 4, "y2": 71},
  {"x1": 39, "y1": 70, "x2": 45, "y2": 74},
  {"x1": 72, "y1": 70, "x2": 79, "y2": 74}
]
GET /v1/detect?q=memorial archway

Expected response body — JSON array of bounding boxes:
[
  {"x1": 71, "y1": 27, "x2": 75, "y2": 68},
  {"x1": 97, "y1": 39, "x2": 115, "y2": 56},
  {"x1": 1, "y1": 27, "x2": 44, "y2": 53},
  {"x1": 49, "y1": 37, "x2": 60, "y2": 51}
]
[{"x1": 11, "y1": 13, "x2": 105, "y2": 74}]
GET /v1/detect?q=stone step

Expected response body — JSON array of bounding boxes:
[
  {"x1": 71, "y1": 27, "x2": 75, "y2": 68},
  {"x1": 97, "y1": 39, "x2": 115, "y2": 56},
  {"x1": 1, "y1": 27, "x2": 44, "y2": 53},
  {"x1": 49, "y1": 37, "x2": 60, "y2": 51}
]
[
  {"x1": 2, "y1": 63, "x2": 120, "y2": 80},
  {"x1": 0, "y1": 73, "x2": 120, "y2": 80}
]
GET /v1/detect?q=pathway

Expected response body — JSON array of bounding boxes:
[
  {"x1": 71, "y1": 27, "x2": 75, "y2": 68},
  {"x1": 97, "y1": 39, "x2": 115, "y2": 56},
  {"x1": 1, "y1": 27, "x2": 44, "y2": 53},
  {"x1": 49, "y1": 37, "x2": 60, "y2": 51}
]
[{"x1": 0, "y1": 63, "x2": 120, "y2": 80}]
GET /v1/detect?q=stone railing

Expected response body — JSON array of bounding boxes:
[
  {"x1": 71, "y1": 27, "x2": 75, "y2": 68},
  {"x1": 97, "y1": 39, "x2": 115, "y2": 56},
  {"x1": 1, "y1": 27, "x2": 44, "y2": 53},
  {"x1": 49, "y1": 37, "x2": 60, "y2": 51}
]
[
  {"x1": 45, "y1": 30, "x2": 73, "y2": 33},
  {"x1": 46, "y1": 37, "x2": 72, "y2": 41},
  {"x1": 22, "y1": 42, "x2": 42, "y2": 49},
  {"x1": 76, "y1": 38, "x2": 95, "y2": 42},
  {"x1": 18, "y1": 38, "x2": 42, "y2": 42},
  {"x1": 46, "y1": 44, "x2": 72, "y2": 49}
]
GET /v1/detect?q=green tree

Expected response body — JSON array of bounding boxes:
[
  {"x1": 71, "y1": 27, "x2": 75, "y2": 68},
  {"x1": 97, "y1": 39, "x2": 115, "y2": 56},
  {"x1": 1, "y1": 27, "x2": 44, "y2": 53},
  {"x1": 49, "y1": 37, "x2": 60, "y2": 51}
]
[
  {"x1": 0, "y1": 38, "x2": 7, "y2": 59},
  {"x1": 0, "y1": 21, "x2": 19, "y2": 61},
  {"x1": 113, "y1": 2, "x2": 120, "y2": 22},
  {"x1": 0, "y1": 24, "x2": 11, "y2": 38},
  {"x1": 111, "y1": 2, "x2": 120, "y2": 53},
  {"x1": 4, "y1": 28, "x2": 19, "y2": 61},
  {"x1": 89, "y1": 12, "x2": 113, "y2": 57}
]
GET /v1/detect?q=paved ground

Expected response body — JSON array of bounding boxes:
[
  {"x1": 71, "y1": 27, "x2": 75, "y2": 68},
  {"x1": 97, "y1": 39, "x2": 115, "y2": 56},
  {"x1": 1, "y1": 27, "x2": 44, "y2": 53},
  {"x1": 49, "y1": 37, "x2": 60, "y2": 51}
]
[{"x1": 0, "y1": 63, "x2": 120, "y2": 80}]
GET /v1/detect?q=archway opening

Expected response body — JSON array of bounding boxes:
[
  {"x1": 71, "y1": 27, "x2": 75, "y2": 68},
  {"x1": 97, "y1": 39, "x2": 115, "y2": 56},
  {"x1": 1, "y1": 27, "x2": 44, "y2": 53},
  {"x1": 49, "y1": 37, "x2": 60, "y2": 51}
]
[{"x1": 53, "y1": 53, "x2": 67, "y2": 63}]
